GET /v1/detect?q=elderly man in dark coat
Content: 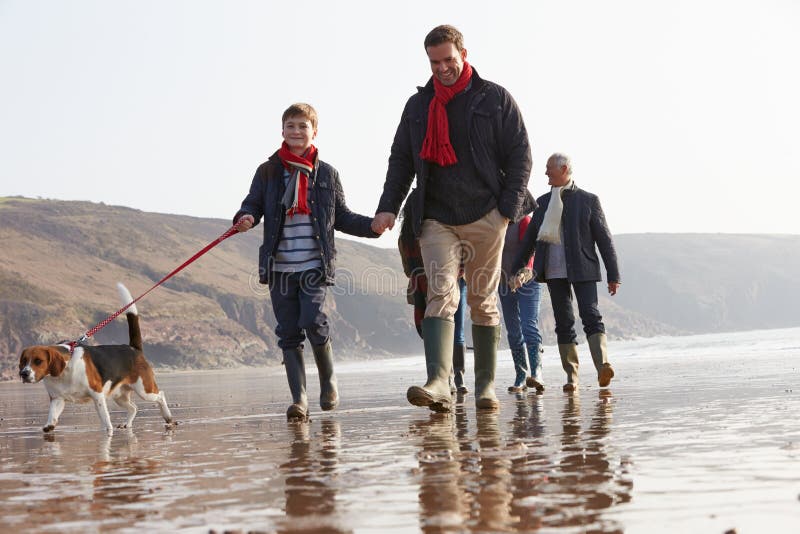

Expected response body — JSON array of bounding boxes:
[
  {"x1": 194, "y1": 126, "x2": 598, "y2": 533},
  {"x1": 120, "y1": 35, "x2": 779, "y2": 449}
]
[{"x1": 510, "y1": 153, "x2": 620, "y2": 392}]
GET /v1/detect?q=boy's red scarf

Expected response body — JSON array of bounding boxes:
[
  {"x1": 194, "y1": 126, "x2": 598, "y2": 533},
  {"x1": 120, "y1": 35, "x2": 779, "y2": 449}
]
[
  {"x1": 419, "y1": 61, "x2": 474, "y2": 167},
  {"x1": 278, "y1": 142, "x2": 317, "y2": 217}
]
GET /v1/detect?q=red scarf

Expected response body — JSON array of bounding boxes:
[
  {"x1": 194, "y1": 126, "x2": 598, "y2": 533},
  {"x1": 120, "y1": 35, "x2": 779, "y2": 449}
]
[
  {"x1": 419, "y1": 61, "x2": 474, "y2": 167},
  {"x1": 277, "y1": 142, "x2": 317, "y2": 217}
]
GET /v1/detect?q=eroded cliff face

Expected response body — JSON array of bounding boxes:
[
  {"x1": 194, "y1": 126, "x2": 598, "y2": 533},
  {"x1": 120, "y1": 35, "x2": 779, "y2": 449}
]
[
  {"x1": 0, "y1": 198, "x2": 415, "y2": 375},
  {"x1": 0, "y1": 271, "x2": 394, "y2": 372}
]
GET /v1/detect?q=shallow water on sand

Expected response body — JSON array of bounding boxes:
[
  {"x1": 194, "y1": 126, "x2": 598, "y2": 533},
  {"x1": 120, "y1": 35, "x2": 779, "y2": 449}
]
[{"x1": 1, "y1": 328, "x2": 800, "y2": 533}]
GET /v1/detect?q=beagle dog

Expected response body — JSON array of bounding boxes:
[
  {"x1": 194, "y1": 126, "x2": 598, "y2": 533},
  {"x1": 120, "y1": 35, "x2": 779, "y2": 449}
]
[{"x1": 19, "y1": 283, "x2": 175, "y2": 436}]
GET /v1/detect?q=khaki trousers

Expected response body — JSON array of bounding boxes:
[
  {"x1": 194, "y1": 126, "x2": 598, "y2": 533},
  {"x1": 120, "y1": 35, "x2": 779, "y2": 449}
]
[{"x1": 419, "y1": 208, "x2": 507, "y2": 326}]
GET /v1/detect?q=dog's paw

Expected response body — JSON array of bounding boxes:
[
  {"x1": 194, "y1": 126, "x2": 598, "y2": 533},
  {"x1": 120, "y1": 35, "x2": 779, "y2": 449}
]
[
  {"x1": 42, "y1": 425, "x2": 55, "y2": 433},
  {"x1": 164, "y1": 420, "x2": 178, "y2": 429},
  {"x1": 116, "y1": 424, "x2": 129, "y2": 429}
]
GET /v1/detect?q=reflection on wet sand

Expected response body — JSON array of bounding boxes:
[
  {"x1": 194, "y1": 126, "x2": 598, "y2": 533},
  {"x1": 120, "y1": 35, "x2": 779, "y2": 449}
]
[
  {"x1": 413, "y1": 412, "x2": 466, "y2": 531},
  {"x1": 278, "y1": 419, "x2": 349, "y2": 534},
  {"x1": 412, "y1": 391, "x2": 632, "y2": 532},
  {"x1": 3, "y1": 332, "x2": 799, "y2": 532},
  {"x1": 90, "y1": 433, "x2": 161, "y2": 522},
  {"x1": 472, "y1": 410, "x2": 515, "y2": 531},
  {"x1": 552, "y1": 391, "x2": 631, "y2": 532},
  {"x1": 414, "y1": 409, "x2": 518, "y2": 532},
  {"x1": 4, "y1": 431, "x2": 160, "y2": 531},
  {"x1": 509, "y1": 392, "x2": 548, "y2": 530}
]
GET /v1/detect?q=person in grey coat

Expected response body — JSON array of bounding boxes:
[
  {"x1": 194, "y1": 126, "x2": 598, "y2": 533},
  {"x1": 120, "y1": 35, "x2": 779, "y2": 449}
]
[{"x1": 509, "y1": 153, "x2": 620, "y2": 392}]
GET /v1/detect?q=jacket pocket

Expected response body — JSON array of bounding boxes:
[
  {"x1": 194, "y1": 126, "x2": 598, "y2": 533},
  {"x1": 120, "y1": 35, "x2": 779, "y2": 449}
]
[{"x1": 471, "y1": 109, "x2": 494, "y2": 140}]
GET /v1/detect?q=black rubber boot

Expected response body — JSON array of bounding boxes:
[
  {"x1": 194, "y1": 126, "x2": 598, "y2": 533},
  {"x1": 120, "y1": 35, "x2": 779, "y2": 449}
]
[
  {"x1": 283, "y1": 347, "x2": 308, "y2": 420},
  {"x1": 312, "y1": 341, "x2": 339, "y2": 411}
]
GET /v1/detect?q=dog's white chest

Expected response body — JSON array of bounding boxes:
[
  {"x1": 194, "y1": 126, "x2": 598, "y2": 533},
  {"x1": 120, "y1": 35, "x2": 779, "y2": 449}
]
[{"x1": 43, "y1": 353, "x2": 93, "y2": 403}]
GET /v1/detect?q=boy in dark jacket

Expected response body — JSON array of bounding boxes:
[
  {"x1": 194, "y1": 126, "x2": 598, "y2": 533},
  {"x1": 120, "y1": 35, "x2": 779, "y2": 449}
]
[{"x1": 233, "y1": 103, "x2": 378, "y2": 420}]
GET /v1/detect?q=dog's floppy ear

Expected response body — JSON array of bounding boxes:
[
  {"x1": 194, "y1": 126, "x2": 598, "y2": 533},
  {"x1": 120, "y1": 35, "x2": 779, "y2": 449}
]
[{"x1": 47, "y1": 348, "x2": 67, "y2": 377}]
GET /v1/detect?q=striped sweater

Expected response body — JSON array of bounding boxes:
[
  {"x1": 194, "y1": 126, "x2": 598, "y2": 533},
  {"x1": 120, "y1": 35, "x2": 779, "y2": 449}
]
[{"x1": 272, "y1": 169, "x2": 322, "y2": 272}]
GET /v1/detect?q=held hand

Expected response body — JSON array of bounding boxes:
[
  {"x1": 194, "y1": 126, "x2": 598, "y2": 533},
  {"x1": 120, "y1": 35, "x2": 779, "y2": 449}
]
[
  {"x1": 371, "y1": 212, "x2": 396, "y2": 234},
  {"x1": 508, "y1": 268, "x2": 533, "y2": 292},
  {"x1": 608, "y1": 281, "x2": 620, "y2": 296},
  {"x1": 236, "y1": 215, "x2": 254, "y2": 233}
]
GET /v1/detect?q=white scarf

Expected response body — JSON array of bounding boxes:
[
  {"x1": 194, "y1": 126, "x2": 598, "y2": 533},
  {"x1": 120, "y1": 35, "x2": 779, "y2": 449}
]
[{"x1": 538, "y1": 180, "x2": 574, "y2": 244}]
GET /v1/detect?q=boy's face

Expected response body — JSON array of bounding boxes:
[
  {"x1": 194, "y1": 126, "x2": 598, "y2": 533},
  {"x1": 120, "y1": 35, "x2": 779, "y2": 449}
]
[{"x1": 282, "y1": 115, "x2": 317, "y2": 154}]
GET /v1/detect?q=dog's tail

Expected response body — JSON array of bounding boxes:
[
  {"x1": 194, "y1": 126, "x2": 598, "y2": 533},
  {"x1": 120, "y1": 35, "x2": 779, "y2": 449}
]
[{"x1": 117, "y1": 283, "x2": 142, "y2": 351}]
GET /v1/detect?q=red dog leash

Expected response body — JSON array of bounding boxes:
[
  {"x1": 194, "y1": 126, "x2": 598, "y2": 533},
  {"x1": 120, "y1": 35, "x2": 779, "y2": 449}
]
[{"x1": 67, "y1": 221, "x2": 245, "y2": 353}]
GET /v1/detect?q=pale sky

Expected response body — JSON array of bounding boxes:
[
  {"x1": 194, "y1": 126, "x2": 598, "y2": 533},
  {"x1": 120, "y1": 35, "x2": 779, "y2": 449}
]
[{"x1": 1, "y1": 0, "x2": 798, "y2": 248}]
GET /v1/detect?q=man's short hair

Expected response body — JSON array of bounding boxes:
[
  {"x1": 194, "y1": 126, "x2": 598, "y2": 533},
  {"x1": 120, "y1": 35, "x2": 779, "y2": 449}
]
[
  {"x1": 282, "y1": 103, "x2": 318, "y2": 130},
  {"x1": 424, "y1": 25, "x2": 465, "y2": 52},
  {"x1": 550, "y1": 153, "x2": 573, "y2": 175}
]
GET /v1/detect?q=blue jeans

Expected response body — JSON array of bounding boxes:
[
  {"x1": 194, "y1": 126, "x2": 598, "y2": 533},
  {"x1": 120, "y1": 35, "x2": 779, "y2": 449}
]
[
  {"x1": 546, "y1": 279, "x2": 604, "y2": 345},
  {"x1": 453, "y1": 277, "x2": 467, "y2": 345},
  {"x1": 268, "y1": 269, "x2": 330, "y2": 350},
  {"x1": 498, "y1": 279, "x2": 542, "y2": 352}
]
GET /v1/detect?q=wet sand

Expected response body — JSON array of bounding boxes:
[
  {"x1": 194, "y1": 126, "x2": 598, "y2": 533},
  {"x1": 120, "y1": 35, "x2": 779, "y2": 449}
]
[{"x1": 1, "y1": 328, "x2": 799, "y2": 533}]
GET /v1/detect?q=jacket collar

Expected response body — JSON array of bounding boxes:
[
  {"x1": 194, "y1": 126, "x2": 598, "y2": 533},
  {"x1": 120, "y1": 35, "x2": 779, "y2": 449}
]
[
  {"x1": 267, "y1": 150, "x2": 320, "y2": 171},
  {"x1": 561, "y1": 181, "x2": 578, "y2": 197}
]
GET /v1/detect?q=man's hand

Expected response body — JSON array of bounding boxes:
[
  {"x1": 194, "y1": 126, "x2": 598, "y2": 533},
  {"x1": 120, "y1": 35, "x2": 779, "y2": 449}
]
[
  {"x1": 236, "y1": 215, "x2": 254, "y2": 233},
  {"x1": 508, "y1": 268, "x2": 533, "y2": 292},
  {"x1": 608, "y1": 281, "x2": 620, "y2": 296},
  {"x1": 371, "y1": 212, "x2": 396, "y2": 234}
]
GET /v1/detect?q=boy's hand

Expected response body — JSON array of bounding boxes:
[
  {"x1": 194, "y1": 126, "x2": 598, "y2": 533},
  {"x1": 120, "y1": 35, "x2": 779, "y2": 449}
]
[
  {"x1": 508, "y1": 268, "x2": 533, "y2": 292},
  {"x1": 371, "y1": 212, "x2": 395, "y2": 234},
  {"x1": 236, "y1": 215, "x2": 254, "y2": 232}
]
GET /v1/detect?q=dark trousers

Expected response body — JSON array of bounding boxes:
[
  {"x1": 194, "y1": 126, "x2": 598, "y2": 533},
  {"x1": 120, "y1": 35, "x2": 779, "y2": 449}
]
[
  {"x1": 269, "y1": 269, "x2": 329, "y2": 350},
  {"x1": 546, "y1": 279, "x2": 605, "y2": 345}
]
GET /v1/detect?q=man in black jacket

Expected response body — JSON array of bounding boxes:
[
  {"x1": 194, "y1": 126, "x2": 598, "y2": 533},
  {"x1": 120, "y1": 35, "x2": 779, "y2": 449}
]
[
  {"x1": 510, "y1": 153, "x2": 620, "y2": 392},
  {"x1": 372, "y1": 25, "x2": 532, "y2": 411}
]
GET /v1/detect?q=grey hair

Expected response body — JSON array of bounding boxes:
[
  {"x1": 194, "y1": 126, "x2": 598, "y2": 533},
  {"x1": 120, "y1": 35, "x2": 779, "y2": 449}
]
[{"x1": 549, "y1": 152, "x2": 573, "y2": 175}]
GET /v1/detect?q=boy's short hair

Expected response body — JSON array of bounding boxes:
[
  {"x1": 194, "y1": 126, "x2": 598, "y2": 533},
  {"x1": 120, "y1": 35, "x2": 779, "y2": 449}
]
[
  {"x1": 424, "y1": 25, "x2": 465, "y2": 52},
  {"x1": 282, "y1": 103, "x2": 318, "y2": 130}
]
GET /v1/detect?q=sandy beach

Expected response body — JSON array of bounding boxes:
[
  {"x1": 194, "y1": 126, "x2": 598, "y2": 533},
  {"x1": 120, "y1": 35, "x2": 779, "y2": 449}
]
[{"x1": 1, "y1": 328, "x2": 799, "y2": 533}]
